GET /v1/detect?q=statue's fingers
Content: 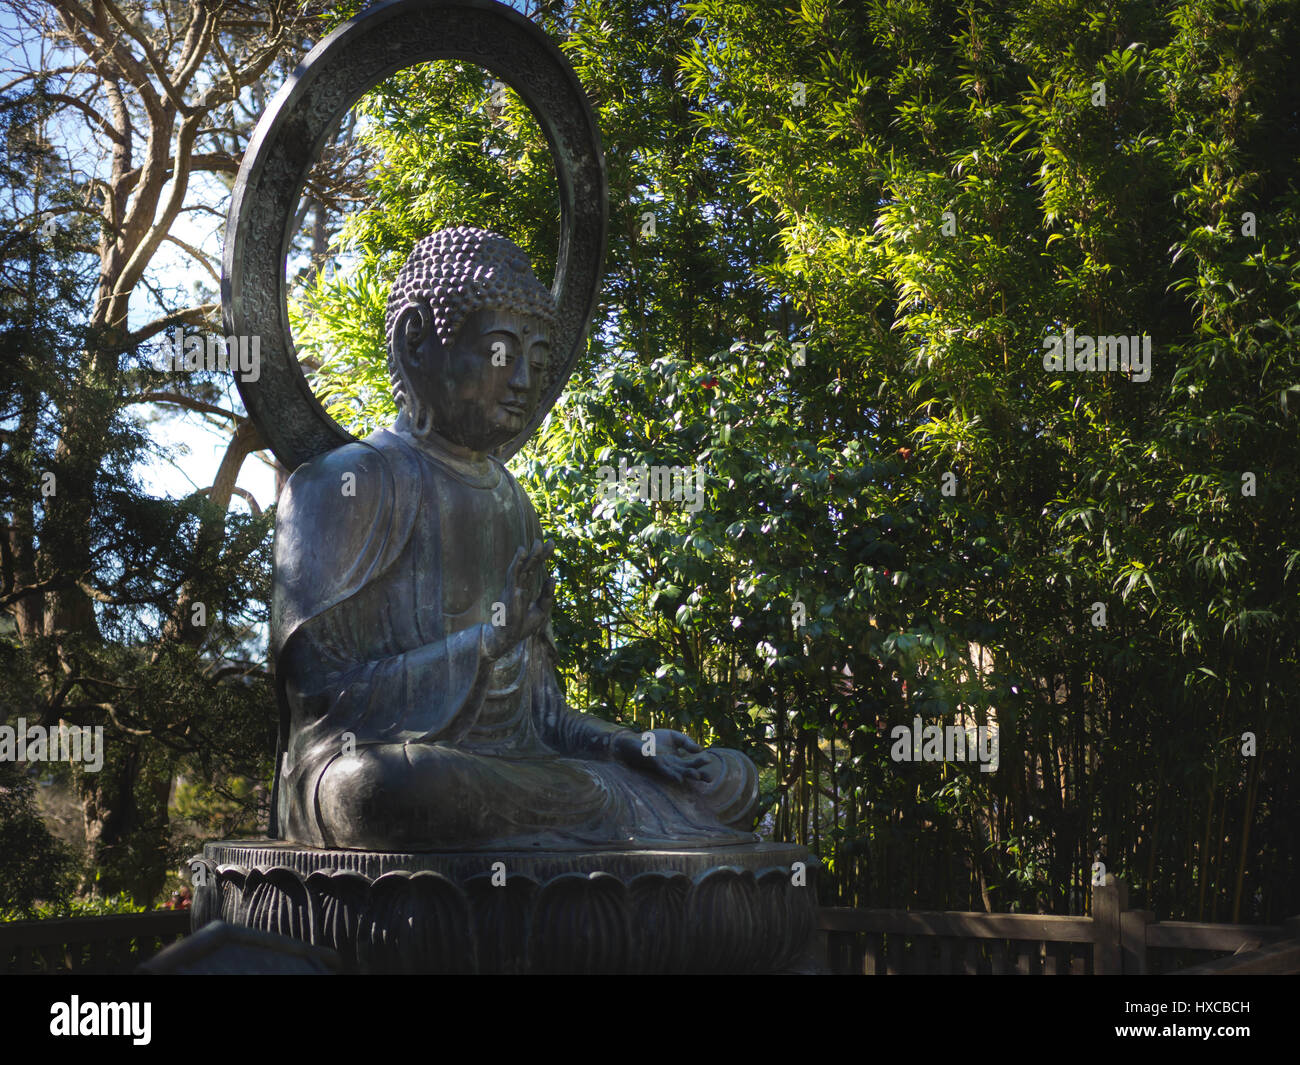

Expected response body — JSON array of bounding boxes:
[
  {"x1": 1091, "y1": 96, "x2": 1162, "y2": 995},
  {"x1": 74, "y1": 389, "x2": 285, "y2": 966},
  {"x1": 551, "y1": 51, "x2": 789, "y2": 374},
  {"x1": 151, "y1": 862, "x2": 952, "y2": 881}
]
[
  {"x1": 504, "y1": 546, "x2": 526, "y2": 587},
  {"x1": 516, "y1": 548, "x2": 535, "y2": 577},
  {"x1": 684, "y1": 754, "x2": 710, "y2": 769},
  {"x1": 524, "y1": 558, "x2": 549, "y2": 601},
  {"x1": 522, "y1": 539, "x2": 546, "y2": 576},
  {"x1": 652, "y1": 754, "x2": 683, "y2": 780},
  {"x1": 500, "y1": 576, "x2": 518, "y2": 610},
  {"x1": 513, "y1": 561, "x2": 536, "y2": 596}
]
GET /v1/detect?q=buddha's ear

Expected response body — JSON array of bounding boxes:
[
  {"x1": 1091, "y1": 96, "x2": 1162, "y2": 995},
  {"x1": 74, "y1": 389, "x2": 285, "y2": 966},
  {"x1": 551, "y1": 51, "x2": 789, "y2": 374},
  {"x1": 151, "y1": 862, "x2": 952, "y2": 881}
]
[{"x1": 392, "y1": 299, "x2": 437, "y2": 370}]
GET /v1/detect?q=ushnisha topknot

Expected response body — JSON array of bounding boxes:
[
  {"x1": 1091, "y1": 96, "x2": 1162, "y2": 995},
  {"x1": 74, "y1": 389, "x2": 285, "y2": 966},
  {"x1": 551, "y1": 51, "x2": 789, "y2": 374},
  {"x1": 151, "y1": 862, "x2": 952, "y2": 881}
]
[{"x1": 385, "y1": 227, "x2": 557, "y2": 436}]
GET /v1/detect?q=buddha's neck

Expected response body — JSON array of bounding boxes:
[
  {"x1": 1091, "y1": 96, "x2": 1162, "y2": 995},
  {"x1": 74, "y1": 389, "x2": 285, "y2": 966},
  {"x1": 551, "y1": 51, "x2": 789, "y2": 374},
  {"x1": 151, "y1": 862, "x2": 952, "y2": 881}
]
[{"x1": 395, "y1": 413, "x2": 498, "y2": 479}]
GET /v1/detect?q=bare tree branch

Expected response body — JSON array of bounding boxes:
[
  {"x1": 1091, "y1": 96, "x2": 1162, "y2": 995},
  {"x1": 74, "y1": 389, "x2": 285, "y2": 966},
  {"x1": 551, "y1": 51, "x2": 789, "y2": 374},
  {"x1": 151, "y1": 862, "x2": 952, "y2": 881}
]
[
  {"x1": 164, "y1": 232, "x2": 219, "y2": 287},
  {"x1": 52, "y1": 0, "x2": 163, "y2": 115},
  {"x1": 41, "y1": 90, "x2": 126, "y2": 144},
  {"x1": 123, "y1": 302, "x2": 219, "y2": 349},
  {"x1": 99, "y1": 0, "x2": 190, "y2": 114},
  {"x1": 127, "y1": 391, "x2": 238, "y2": 421}
]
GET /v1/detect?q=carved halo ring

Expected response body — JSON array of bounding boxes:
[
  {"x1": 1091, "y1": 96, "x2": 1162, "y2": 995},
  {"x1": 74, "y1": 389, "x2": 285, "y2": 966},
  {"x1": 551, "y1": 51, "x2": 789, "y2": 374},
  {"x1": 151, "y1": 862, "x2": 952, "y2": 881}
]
[{"x1": 222, "y1": 0, "x2": 608, "y2": 471}]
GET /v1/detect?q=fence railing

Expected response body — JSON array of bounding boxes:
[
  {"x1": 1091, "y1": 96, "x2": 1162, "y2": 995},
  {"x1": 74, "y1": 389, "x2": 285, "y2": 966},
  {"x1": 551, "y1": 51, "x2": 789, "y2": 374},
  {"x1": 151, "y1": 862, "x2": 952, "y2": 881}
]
[
  {"x1": 3, "y1": 880, "x2": 1297, "y2": 974},
  {"x1": 0, "y1": 911, "x2": 190, "y2": 974},
  {"x1": 818, "y1": 877, "x2": 1300, "y2": 974}
]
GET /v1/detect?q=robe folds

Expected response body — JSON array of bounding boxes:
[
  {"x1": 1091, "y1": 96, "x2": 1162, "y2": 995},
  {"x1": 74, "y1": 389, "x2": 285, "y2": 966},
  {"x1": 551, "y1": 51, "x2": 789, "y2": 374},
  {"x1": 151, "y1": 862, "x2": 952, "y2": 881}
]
[{"x1": 271, "y1": 428, "x2": 758, "y2": 851}]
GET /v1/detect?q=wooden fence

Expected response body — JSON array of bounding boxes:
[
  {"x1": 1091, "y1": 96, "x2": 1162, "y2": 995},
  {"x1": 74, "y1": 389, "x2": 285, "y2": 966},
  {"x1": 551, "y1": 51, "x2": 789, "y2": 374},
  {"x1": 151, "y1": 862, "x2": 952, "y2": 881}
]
[
  {"x1": 0, "y1": 911, "x2": 190, "y2": 974},
  {"x1": 2, "y1": 878, "x2": 1297, "y2": 974},
  {"x1": 818, "y1": 876, "x2": 1300, "y2": 974}
]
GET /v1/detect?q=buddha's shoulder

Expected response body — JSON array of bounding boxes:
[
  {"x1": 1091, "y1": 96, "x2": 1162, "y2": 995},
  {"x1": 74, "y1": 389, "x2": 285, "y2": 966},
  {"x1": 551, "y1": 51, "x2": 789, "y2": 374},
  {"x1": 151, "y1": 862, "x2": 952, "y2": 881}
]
[
  {"x1": 279, "y1": 435, "x2": 423, "y2": 527},
  {"x1": 283, "y1": 432, "x2": 416, "y2": 492}
]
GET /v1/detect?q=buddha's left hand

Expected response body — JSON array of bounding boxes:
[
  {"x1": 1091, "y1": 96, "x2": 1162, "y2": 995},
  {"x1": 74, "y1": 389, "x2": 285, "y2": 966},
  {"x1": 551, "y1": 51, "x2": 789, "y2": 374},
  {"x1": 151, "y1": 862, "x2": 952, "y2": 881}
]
[{"x1": 612, "y1": 729, "x2": 713, "y2": 785}]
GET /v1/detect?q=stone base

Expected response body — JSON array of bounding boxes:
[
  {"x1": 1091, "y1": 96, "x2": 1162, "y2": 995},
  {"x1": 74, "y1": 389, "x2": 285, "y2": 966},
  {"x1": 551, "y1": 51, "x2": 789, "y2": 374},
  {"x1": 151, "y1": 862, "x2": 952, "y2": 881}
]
[{"x1": 191, "y1": 840, "x2": 816, "y2": 974}]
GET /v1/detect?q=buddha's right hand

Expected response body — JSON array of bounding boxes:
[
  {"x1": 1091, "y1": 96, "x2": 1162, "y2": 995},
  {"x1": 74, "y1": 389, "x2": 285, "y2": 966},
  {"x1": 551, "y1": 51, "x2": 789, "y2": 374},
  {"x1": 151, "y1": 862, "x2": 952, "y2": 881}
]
[
  {"x1": 484, "y1": 538, "x2": 555, "y2": 660},
  {"x1": 612, "y1": 729, "x2": 712, "y2": 784}
]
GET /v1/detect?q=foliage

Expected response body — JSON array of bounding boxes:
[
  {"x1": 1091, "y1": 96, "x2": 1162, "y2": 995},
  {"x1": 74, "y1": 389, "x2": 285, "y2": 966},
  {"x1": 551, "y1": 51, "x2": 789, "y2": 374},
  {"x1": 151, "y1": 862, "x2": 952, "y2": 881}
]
[
  {"x1": 294, "y1": 0, "x2": 1300, "y2": 922},
  {"x1": 0, "y1": 762, "x2": 76, "y2": 918},
  {"x1": 0, "y1": 890, "x2": 144, "y2": 924},
  {"x1": 173, "y1": 773, "x2": 263, "y2": 841}
]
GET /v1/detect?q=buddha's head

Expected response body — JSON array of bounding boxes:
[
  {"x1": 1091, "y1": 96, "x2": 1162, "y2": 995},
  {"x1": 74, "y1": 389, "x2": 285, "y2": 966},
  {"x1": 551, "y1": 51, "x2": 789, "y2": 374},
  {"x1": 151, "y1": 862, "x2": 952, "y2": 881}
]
[{"x1": 385, "y1": 226, "x2": 556, "y2": 453}]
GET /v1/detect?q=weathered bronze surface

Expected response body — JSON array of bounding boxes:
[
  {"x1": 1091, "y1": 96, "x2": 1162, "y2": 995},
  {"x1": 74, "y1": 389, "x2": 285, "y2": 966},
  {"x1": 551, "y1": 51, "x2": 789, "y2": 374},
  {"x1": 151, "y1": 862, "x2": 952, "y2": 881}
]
[
  {"x1": 207, "y1": 0, "x2": 816, "y2": 973},
  {"x1": 272, "y1": 226, "x2": 760, "y2": 850},
  {"x1": 192, "y1": 842, "x2": 817, "y2": 974}
]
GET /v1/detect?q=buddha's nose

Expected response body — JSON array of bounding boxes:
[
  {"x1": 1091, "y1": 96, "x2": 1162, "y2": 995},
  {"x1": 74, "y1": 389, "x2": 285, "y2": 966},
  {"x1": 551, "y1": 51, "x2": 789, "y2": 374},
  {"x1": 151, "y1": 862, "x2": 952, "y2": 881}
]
[{"x1": 509, "y1": 355, "x2": 533, "y2": 391}]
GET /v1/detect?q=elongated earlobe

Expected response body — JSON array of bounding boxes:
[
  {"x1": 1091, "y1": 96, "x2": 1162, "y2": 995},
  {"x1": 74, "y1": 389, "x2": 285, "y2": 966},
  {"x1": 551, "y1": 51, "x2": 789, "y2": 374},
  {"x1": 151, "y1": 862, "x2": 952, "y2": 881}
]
[
  {"x1": 391, "y1": 299, "x2": 440, "y2": 438},
  {"x1": 392, "y1": 299, "x2": 436, "y2": 369},
  {"x1": 411, "y1": 403, "x2": 433, "y2": 437}
]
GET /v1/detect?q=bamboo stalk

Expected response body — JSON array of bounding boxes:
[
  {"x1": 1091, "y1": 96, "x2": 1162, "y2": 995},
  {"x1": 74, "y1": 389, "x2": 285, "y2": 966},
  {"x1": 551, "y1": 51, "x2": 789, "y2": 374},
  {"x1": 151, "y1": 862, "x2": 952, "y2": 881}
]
[{"x1": 1231, "y1": 748, "x2": 1260, "y2": 923}]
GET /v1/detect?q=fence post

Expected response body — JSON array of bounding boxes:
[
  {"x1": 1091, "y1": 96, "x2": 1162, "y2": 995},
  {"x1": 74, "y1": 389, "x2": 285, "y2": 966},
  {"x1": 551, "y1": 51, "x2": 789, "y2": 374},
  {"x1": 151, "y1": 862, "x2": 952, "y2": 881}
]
[
  {"x1": 1092, "y1": 875, "x2": 1128, "y2": 974},
  {"x1": 1121, "y1": 906, "x2": 1154, "y2": 974}
]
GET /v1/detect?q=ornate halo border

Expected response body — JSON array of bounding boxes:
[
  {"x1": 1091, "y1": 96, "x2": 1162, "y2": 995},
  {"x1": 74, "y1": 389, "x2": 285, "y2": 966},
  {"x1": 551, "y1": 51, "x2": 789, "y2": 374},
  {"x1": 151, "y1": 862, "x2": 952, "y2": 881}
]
[{"x1": 222, "y1": 0, "x2": 608, "y2": 471}]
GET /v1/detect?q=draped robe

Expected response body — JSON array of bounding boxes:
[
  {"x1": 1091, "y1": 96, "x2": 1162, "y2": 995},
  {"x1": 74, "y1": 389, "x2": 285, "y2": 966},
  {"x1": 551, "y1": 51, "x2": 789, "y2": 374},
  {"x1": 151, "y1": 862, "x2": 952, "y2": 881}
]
[{"x1": 271, "y1": 428, "x2": 758, "y2": 851}]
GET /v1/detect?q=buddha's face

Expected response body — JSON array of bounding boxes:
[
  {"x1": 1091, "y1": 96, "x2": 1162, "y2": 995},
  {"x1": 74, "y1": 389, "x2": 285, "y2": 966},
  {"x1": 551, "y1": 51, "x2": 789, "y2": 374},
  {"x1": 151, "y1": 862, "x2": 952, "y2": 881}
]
[{"x1": 402, "y1": 306, "x2": 551, "y2": 452}]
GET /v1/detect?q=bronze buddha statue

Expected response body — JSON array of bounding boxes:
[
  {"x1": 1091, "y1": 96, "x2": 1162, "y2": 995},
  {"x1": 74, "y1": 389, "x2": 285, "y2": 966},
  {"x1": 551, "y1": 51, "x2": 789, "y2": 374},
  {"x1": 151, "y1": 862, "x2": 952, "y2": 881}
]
[{"x1": 271, "y1": 227, "x2": 759, "y2": 852}]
